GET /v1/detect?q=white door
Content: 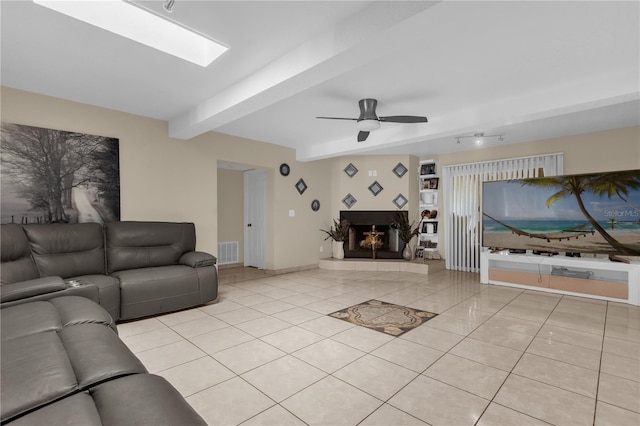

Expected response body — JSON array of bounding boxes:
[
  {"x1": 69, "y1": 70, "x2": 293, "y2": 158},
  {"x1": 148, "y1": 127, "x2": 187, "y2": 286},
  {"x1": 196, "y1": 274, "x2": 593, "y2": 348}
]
[{"x1": 243, "y1": 169, "x2": 266, "y2": 268}]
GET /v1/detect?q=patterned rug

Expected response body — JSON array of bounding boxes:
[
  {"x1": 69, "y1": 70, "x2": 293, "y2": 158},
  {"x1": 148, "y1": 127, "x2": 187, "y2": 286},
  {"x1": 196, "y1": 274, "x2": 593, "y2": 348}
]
[{"x1": 328, "y1": 300, "x2": 437, "y2": 336}]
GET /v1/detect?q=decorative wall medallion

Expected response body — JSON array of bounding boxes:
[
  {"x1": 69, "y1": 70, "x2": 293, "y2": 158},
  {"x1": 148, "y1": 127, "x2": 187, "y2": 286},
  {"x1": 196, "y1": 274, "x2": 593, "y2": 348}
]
[
  {"x1": 393, "y1": 162, "x2": 408, "y2": 178},
  {"x1": 393, "y1": 193, "x2": 408, "y2": 208},
  {"x1": 368, "y1": 181, "x2": 383, "y2": 196},
  {"x1": 343, "y1": 163, "x2": 359, "y2": 178},
  {"x1": 279, "y1": 163, "x2": 290, "y2": 176},
  {"x1": 311, "y1": 199, "x2": 320, "y2": 211},
  {"x1": 342, "y1": 193, "x2": 357, "y2": 209},
  {"x1": 295, "y1": 178, "x2": 307, "y2": 194}
]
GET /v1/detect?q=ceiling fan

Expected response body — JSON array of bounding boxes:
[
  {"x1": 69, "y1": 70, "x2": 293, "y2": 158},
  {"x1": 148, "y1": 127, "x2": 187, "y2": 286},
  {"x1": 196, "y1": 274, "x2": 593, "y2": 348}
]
[{"x1": 317, "y1": 98, "x2": 428, "y2": 142}]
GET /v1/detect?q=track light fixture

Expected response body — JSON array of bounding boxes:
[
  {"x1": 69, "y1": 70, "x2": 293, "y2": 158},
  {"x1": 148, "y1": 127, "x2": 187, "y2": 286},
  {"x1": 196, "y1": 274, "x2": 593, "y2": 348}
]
[
  {"x1": 163, "y1": 0, "x2": 175, "y2": 13},
  {"x1": 456, "y1": 132, "x2": 504, "y2": 144}
]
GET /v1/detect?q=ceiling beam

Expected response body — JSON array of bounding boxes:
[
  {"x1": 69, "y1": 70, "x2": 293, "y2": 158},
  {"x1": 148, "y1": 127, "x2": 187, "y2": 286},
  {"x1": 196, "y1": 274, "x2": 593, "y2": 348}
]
[{"x1": 168, "y1": 1, "x2": 440, "y2": 140}]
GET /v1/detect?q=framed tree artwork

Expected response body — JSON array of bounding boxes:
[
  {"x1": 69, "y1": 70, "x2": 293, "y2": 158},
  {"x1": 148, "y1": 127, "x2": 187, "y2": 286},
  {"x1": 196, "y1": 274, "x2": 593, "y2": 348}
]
[{"x1": 1, "y1": 123, "x2": 120, "y2": 224}]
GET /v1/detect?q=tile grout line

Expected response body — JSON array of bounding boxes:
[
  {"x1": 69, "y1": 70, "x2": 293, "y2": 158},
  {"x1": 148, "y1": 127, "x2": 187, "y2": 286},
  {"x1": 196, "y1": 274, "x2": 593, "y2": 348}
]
[
  {"x1": 469, "y1": 293, "x2": 562, "y2": 425},
  {"x1": 485, "y1": 293, "x2": 610, "y2": 424},
  {"x1": 592, "y1": 300, "x2": 609, "y2": 425},
  {"x1": 133, "y1": 268, "x2": 638, "y2": 425}
]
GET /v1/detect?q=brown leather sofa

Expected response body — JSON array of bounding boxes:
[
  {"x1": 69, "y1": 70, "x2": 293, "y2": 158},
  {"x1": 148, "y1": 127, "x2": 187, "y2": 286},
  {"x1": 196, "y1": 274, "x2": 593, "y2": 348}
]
[
  {"x1": 0, "y1": 296, "x2": 206, "y2": 425},
  {"x1": 0, "y1": 221, "x2": 218, "y2": 321}
]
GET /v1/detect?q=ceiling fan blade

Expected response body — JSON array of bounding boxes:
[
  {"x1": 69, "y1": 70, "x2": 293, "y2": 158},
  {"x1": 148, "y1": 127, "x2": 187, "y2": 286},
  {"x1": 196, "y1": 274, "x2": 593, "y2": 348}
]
[
  {"x1": 316, "y1": 116, "x2": 358, "y2": 121},
  {"x1": 357, "y1": 131, "x2": 369, "y2": 142},
  {"x1": 379, "y1": 115, "x2": 428, "y2": 123}
]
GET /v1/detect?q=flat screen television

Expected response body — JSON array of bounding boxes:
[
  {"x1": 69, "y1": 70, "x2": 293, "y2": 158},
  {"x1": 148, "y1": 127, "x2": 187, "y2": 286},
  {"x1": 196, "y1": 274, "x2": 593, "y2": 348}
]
[{"x1": 482, "y1": 169, "x2": 640, "y2": 256}]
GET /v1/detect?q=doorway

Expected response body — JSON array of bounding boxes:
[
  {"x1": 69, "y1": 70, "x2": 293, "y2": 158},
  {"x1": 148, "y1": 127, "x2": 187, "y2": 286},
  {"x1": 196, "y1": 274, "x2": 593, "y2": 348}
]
[{"x1": 243, "y1": 169, "x2": 266, "y2": 269}]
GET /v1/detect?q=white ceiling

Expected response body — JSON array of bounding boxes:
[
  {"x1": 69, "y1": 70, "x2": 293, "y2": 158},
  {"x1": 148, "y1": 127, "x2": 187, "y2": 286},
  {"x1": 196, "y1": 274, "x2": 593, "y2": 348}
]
[{"x1": 2, "y1": 1, "x2": 639, "y2": 162}]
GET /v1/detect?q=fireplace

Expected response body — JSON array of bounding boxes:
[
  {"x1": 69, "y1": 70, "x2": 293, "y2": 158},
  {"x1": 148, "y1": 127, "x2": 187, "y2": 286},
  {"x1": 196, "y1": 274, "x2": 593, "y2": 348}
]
[{"x1": 340, "y1": 210, "x2": 405, "y2": 259}]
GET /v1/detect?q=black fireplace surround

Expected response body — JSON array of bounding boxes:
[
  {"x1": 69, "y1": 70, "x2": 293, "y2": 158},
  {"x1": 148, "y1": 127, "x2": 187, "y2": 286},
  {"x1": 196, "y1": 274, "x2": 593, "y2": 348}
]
[{"x1": 340, "y1": 210, "x2": 406, "y2": 259}]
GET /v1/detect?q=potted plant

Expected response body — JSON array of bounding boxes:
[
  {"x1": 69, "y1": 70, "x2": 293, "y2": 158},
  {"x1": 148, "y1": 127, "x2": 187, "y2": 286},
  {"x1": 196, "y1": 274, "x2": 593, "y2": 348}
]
[
  {"x1": 390, "y1": 211, "x2": 419, "y2": 260},
  {"x1": 321, "y1": 219, "x2": 350, "y2": 259}
]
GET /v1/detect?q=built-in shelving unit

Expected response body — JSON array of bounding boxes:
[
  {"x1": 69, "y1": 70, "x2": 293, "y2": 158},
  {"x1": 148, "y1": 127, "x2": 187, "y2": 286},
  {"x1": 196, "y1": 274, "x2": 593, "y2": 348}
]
[
  {"x1": 417, "y1": 160, "x2": 439, "y2": 259},
  {"x1": 480, "y1": 251, "x2": 640, "y2": 305}
]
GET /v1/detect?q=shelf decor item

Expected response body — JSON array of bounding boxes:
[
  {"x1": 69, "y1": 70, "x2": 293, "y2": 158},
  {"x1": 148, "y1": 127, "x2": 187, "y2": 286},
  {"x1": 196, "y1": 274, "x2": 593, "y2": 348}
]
[
  {"x1": 320, "y1": 218, "x2": 350, "y2": 241},
  {"x1": 320, "y1": 219, "x2": 350, "y2": 260},
  {"x1": 420, "y1": 191, "x2": 437, "y2": 205},
  {"x1": 390, "y1": 211, "x2": 419, "y2": 260},
  {"x1": 421, "y1": 221, "x2": 438, "y2": 234},
  {"x1": 420, "y1": 162, "x2": 436, "y2": 176}
]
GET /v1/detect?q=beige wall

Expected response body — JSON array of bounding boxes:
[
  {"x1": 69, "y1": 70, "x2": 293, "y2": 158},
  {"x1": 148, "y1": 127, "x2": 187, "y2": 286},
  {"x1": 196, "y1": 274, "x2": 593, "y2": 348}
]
[
  {"x1": 327, "y1": 155, "x2": 420, "y2": 225},
  {"x1": 426, "y1": 126, "x2": 640, "y2": 258},
  {"x1": 0, "y1": 87, "x2": 333, "y2": 271},
  {"x1": 433, "y1": 126, "x2": 640, "y2": 173},
  {"x1": 3, "y1": 87, "x2": 637, "y2": 271}
]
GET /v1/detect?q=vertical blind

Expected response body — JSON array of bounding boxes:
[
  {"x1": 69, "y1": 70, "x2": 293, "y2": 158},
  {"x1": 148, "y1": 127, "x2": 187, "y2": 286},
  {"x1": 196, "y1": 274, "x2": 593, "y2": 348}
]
[{"x1": 442, "y1": 153, "x2": 564, "y2": 272}]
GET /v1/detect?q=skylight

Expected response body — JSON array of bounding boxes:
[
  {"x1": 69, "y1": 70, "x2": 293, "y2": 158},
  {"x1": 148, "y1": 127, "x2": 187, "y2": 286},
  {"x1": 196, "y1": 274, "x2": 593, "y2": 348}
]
[{"x1": 33, "y1": 0, "x2": 228, "y2": 67}]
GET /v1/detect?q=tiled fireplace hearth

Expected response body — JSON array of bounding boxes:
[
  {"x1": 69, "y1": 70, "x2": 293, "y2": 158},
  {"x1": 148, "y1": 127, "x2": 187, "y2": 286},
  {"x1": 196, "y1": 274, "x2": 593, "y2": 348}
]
[{"x1": 340, "y1": 210, "x2": 406, "y2": 259}]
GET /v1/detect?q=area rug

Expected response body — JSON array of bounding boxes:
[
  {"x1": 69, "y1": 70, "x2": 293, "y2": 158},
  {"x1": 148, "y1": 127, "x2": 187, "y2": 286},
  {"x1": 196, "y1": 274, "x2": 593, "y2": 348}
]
[{"x1": 328, "y1": 300, "x2": 437, "y2": 336}]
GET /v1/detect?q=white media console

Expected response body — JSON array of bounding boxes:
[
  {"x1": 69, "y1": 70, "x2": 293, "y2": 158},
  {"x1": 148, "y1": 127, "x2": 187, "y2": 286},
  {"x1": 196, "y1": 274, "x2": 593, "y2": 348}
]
[{"x1": 480, "y1": 251, "x2": 640, "y2": 305}]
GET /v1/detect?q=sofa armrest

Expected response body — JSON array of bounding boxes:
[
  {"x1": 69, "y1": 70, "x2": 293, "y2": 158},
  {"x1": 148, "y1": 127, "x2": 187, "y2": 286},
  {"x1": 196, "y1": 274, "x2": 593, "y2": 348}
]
[
  {"x1": 0, "y1": 277, "x2": 67, "y2": 303},
  {"x1": 179, "y1": 251, "x2": 217, "y2": 268}
]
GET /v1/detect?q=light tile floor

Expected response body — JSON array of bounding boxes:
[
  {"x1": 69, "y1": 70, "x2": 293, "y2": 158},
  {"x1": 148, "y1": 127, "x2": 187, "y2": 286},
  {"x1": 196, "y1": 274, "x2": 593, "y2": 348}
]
[{"x1": 118, "y1": 266, "x2": 640, "y2": 426}]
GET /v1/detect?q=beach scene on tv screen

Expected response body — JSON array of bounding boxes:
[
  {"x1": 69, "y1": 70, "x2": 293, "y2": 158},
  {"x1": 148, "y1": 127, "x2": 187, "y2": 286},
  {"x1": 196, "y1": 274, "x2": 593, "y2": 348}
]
[{"x1": 482, "y1": 170, "x2": 640, "y2": 256}]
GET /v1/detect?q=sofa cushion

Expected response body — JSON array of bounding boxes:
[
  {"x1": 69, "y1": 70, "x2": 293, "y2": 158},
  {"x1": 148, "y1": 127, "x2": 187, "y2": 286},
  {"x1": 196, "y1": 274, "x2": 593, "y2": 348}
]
[
  {"x1": 114, "y1": 265, "x2": 201, "y2": 320},
  {"x1": 0, "y1": 300, "x2": 64, "y2": 341},
  {"x1": 90, "y1": 374, "x2": 207, "y2": 426},
  {"x1": 58, "y1": 324, "x2": 146, "y2": 388},
  {"x1": 1, "y1": 331, "x2": 78, "y2": 422},
  {"x1": 10, "y1": 375, "x2": 207, "y2": 426},
  {"x1": 8, "y1": 392, "x2": 102, "y2": 426},
  {"x1": 1, "y1": 324, "x2": 146, "y2": 423},
  {"x1": 50, "y1": 296, "x2": 116, "y2": 332},
  {"x1": 1, "y1": 296, "x2": 116, "y2": 342},
  {"x1": 0, "y1": 224, "x2": 40, "y2": 284},
  {"x1": 105, "y1": 221, "x2": 196, "y2": 273},
  {"x1": 23, "y1": 223, "x2": 106, "y2": 278}
]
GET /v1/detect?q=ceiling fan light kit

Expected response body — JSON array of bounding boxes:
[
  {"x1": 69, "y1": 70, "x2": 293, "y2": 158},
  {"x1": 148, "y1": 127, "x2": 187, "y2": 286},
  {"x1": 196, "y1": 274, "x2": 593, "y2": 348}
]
[
  {"x1": 317, "y1": 98, "x2": 428, "y2": 142},
  {"x1": 355, "y1": 119, "x2": 381, "y2": 132}
]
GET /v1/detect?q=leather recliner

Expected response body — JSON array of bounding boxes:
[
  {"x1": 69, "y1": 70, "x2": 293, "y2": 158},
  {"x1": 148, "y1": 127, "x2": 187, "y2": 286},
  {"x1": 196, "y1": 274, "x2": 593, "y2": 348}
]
[
  {"x1": 1, "y1": 296, "x2": 206, "y2": 425},
  {"x1": 0, "y1": 221, "x2": 218, "y2": 321}
]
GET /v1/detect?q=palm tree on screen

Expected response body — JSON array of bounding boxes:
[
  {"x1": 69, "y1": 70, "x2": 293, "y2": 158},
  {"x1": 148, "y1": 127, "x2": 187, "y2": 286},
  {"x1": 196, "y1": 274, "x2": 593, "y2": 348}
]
[{"x1": 521, "y1": 171, "x2": 640, "y2": 255}]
